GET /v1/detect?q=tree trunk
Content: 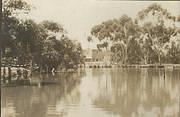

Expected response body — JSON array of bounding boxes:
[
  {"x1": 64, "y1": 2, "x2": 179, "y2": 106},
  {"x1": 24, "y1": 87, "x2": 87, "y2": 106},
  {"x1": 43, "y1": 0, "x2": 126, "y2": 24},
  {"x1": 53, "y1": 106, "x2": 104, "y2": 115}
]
[
  {"x1": 144, "y1": 56, "x2": 147, "y2": 64},
  {"x1": 2, "y1": 66, "x2": 6, "y2": 83},
  {"x1": 8, "y1": 67, "x2": 11, "y2": 83},
  {"x1": 123, "y1": 25, "x2": 128, "y2": 65},
  {"x1": 0, "y1": 0, "x2": 2, "y2": 81},
  {"x1": 124, "y1": 46, "x2": 128, "y2": 64},
  {"x1": 144, "y1": 52, "x2": 148, "y2": 64},
  {"x1": 30, "y1": 59, "x2": 33, "y2": 76},
  {"x1": 158, "y1": 54, "x2": 161, "y2": 65}
]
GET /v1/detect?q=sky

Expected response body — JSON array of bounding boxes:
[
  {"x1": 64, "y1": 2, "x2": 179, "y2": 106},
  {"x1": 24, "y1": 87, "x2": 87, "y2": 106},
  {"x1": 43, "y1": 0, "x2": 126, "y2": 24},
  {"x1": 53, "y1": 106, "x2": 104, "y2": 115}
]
[{"x1": 22, "y1": 0, "x2": 180, "y2": 49}]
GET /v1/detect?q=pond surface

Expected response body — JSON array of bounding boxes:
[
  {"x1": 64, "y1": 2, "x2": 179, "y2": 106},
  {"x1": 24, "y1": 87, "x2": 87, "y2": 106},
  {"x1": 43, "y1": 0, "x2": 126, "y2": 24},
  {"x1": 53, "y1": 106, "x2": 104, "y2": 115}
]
[{"x1": 1, "y1": 68, "x2": 180, "y2": 117}]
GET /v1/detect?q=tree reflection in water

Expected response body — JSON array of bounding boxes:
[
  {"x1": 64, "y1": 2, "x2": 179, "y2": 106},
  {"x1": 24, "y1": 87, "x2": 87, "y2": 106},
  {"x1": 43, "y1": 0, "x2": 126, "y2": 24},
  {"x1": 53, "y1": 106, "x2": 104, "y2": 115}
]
[
  {"x1": 1, "y1": 68, "x2": 180, "y2": 117},
  {"x1": 92, "y1": 68, "x2": 180, "y2": 117},
  {"x1": 1, "y1": 70, "x2": 86, "y2": 117}
]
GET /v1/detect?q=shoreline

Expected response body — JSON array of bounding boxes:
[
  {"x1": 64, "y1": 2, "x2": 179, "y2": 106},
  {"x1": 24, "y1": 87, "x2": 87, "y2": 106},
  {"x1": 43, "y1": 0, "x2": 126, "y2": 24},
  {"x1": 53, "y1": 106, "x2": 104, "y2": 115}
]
[
  {"x1": 81, "y1": 64, "x2": 180, "y2": 69},
  {"x1": 116, "y1": 64, "x2": 180, "y2": 69},
  {"x1": 1, "y1": 64, "x2": 180, "y2": 75}
]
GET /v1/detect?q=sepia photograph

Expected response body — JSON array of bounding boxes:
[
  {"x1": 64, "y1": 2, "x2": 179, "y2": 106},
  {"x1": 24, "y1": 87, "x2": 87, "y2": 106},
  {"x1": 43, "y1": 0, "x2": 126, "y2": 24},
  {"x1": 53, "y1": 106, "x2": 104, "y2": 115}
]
[{"x1": 0, "y1": 0, "x2": 180, "y2": 117}]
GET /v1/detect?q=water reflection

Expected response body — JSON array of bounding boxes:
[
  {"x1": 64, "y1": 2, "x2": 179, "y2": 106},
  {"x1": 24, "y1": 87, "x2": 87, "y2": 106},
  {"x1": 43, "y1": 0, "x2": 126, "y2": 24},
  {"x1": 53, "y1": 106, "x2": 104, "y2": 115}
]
[
  {"x1": 92, "y1": 68, "x2": 180, "y2": 117},
  {"x1": 1, "y1": 68, "x2": 180, "y2": 117},
  {"x1": 1, "y1": 70, "x2": 85, "y2": 117}
]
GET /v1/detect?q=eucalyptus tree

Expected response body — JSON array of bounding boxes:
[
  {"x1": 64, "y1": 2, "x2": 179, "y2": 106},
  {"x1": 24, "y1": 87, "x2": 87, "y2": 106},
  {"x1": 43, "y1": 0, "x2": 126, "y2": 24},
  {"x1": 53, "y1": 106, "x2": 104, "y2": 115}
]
[
  {"x1": 89, "y1": 3, "x2": 180, "y2": 64},
  {"x1": 1, "y1": 0, "x2": 84, "y2": 73},
  {"x1": 15, "y1": 20, "x2": 46, "y2": 64},
  {"x1": 38, "y1": 21, "x2": 65, "y2": 72},
  {"x1": 40, "y1": 20, "x2": 64, "y2": 33},
  {"x1": 90, "y1": 15, "x2": 141, "y2": 64},
  {"x1": 39, "y1": 21, "x2": 84, "y2": 72},
  {"x1": 2, "y1": 0, "x2": 30, "y2": 17},
  {"x1": 127, "y1": 37, "x2": 142, "y2": 64},
  {"x1": 165, "y1": 34, "x2": 180, "y2": 63},
  {"x1": 137, "y1": 3, "x2": 179, "y2": 64},
  {"x1": 1, "y1": 0, "x2": 31, "y2": 62},
  {"x1": 110, "y1": 42, "x2": 126, "y2": 64},
  {"x1": 137, "y1": 23, "x2": 158, "y2": 64},
  {"x1": 59, "y1": 36, "x2": 84, "y2": 70}
]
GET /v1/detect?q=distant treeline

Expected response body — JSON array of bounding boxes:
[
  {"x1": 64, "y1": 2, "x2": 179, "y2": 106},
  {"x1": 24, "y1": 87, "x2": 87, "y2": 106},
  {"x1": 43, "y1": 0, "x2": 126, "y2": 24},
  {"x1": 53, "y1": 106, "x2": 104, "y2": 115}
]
[
  {"x1": 1, "y1": 0, "x2": 84, "y2": 72},
  {"x1": 88, "y1": 3, "x2": 180, "y2": 64}
]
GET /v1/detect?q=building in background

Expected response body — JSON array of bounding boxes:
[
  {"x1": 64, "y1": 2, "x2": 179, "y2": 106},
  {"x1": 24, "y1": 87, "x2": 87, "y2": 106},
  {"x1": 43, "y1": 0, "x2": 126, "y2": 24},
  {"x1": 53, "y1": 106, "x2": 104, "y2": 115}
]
[{"x1": 83, "y1": 49, "x2": 112, "y2": 68}]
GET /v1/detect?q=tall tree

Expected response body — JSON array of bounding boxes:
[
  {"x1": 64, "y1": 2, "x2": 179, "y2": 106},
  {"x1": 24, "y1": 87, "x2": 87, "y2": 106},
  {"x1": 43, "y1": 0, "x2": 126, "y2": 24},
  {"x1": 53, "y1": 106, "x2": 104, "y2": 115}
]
[
  {"x1": 0, "y1": 0, "x2": 2, "y2": 79},
  {"x1": 165, "y1": 34, "x2": 180, "y2": 63},
  {"x1": 127, "y1": 37, "x2": 142, "y2": 64},
  {"x1": 1, "y1": 0, "x2": 31, "y2": 59},
  {"x1": 110, "y1": 42, "x2": 126, "y2": 64},
  {"x1": 90, "y1": 15, "x2": 141, "y2": 64},
  {"x1": 137, "y1": 3, "x2": 179, "y2": 64}
]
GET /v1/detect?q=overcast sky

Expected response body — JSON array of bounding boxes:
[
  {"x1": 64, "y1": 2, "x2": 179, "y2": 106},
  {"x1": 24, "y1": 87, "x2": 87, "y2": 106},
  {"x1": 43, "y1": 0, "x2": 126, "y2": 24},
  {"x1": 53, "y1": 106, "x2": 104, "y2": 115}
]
[{"x1": 23, "y1": 0, "x2": 180, "y2": 49}]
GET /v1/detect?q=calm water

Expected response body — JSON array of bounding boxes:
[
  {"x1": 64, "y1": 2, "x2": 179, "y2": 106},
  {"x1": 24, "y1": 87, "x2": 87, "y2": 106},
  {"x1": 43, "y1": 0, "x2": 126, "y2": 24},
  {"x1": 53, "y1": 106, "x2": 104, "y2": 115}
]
[{"x1": 1, "y1": 68, "x2": 180, "y2": 117}]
